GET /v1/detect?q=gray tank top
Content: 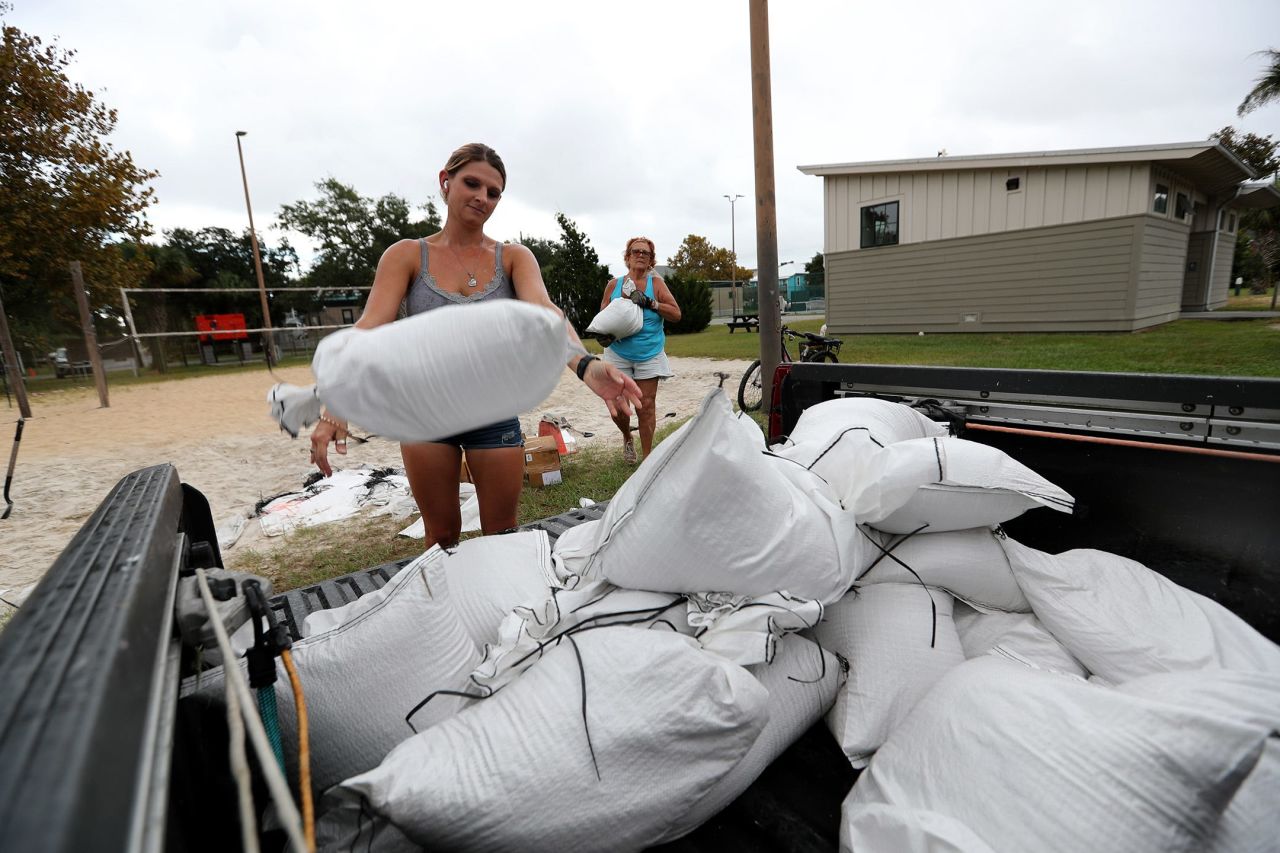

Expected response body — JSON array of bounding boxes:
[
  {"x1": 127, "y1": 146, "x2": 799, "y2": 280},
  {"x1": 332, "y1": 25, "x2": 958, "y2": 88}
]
[{"x1": 403, "y1": 238, "x2": 515, "y2": 316}]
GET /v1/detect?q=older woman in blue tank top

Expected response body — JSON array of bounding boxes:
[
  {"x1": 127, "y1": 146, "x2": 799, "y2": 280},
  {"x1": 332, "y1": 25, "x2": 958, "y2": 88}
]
[
  {"x1": 309, "y1": 143, "x2": 642, "y2": 548},
  {"x1": 599, "y1": 237, "x2": 682, "y2": 464}
]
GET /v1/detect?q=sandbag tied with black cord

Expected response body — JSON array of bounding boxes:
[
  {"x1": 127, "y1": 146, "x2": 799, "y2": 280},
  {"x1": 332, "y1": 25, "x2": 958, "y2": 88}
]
[
  {"x1": 336, "y1": 627, "x2": 769, "y2": 853},
  {"x1": 585, "y1": 388, "x2": 864, "y2": 604}
]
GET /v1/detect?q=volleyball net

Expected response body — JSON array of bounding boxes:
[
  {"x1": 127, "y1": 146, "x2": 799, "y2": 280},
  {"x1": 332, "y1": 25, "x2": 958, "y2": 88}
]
[{"x1": 118, "y1": 286, "x2": 371, "y2": 366}]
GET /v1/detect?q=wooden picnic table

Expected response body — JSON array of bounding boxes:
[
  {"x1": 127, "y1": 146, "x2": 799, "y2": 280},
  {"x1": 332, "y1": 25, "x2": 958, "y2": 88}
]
[{"x1": 727, "y1": 314, "x2": 760, "y2": 333}]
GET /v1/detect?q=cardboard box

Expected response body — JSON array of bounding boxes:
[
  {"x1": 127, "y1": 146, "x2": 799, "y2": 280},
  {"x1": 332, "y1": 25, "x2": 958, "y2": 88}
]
[
  {"x1": 526, "y1": 468, "x2": 563, "y2": 488},
  {"x1": 523, "y1": 435, "x2": 562, "y2": 488}
]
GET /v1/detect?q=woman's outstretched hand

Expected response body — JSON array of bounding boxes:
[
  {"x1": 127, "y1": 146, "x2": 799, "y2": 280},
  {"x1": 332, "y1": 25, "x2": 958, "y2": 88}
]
[
  {"x1": 585, "y1": 361, "x2": 643, "y2": 418},
  {"x1": 309, "y1": 416, "x2": 349, "y2": 478}
]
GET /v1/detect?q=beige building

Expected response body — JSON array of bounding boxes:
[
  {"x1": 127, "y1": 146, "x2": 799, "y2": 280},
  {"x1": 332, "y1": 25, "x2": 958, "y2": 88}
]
[{"x1": 799, "y1": 142, "x2": 1279, "y2": 334}]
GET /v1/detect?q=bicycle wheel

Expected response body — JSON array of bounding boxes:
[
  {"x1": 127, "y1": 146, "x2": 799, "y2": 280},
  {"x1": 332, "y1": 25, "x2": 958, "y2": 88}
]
[
  {"x1": 818, "y1": 350, "x2": 839, "y2": 363},
  {"x1": 738, "y1": 360, "x2": 764, "y2": 412}
]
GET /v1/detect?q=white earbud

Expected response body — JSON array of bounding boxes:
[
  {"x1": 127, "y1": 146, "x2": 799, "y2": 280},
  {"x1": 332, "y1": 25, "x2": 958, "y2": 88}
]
[{"x1": 443, "y1": 180, "x2": 449, "y2": 190}]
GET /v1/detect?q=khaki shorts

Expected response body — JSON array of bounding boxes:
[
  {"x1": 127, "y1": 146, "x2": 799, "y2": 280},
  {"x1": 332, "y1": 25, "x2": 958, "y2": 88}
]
[{"x1": 601, "y1": 348, "x2": 673, "y2": 381}]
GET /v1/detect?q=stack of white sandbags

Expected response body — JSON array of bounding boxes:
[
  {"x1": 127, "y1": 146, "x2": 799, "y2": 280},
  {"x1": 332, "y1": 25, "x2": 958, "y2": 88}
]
[
  {"x1": 304, "y1": 528, "x2": 846, "y2": 852},
  {"x1": 287, "y1": 386, "x2": 1278, "y2": 852},
  {"x1": 826, "y1": 529, "x2": 1280, "y2": 852}
]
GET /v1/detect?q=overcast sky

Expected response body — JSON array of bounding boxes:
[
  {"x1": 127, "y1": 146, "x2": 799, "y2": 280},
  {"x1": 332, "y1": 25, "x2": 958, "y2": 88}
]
[{"x1": 12, "y1": 0, "x2": 1280, "y2": 280}]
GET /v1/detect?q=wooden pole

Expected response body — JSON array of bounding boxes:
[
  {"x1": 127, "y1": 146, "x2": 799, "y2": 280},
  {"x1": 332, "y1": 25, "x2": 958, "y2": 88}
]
[
  {"x1": 69, "y1": 262, "x2": 110, "y2": 408},
  {"x1": 749, "y1": 0, "x2": 781, "y2": 408},
  {"x1": 0, "y1": 288, "x2": 32, "y2": 418},
  {"x1": 236, "y1": 132, "x2": 276, "y2": 366}
]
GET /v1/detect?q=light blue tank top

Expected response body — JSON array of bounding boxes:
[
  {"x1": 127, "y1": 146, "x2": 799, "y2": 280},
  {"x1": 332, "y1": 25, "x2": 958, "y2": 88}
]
[{"x1": 607, "y1": 273, "x2": 665, "y2": 362}]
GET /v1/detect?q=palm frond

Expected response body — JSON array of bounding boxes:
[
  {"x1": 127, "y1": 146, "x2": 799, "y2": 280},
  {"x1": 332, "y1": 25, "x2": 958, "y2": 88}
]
[{"x1": 1238, "y1": 48, "x2": 1280, "y2": 116}]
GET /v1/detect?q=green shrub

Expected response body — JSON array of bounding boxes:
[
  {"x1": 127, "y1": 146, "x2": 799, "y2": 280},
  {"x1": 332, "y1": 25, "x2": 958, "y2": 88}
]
[{"x1": 663, "y1": 273, "x2": 712, "y2": 334}]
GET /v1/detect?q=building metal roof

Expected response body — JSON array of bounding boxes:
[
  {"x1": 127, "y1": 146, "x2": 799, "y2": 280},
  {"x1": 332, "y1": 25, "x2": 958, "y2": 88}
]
[{"x1": 798, "y1": 142, "x2": 1257, "y2": 195}]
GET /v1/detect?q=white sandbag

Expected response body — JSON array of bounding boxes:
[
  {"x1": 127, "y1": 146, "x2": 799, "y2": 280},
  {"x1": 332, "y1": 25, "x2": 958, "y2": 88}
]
[
  {"x1": 439, "y1": 530, "x2": 557, "y2": 649},
  {"x1": 850, "y1": 656, "x2": 1268, "y2": 853},
  {"x1": 341, "y1": 628, "x2": 770, "y2": 853},
  {"x1": 586, "y1": 390, "x2": 862, "y2": 603},
  {"x1": 848, "y1": 437, "x2": 1074, "y2": 534},
  {"x1": 777, "y1": 398, "x2": 947, "y2": 497},
  {"x1": 190, "y1": 550, "x2": 480, "y2": 798},
  {"x1": 999, "y1": 539, "x2": 1280, "y2": 683},
  {"x1": 469, "y1": 579, "x2": 693, "y2": 694},
  {"x1": 789, "y1": 397, "x2": 948, "y2": 447},
  {"x1": 1115, "y1": 669, "x2": 1280, "y2": 853},
  {"x1": 550, "y1": 518, "x2": 603, "y2": 588},
  {"x1": 859, "y1": 526, "x2": 1030, "y2": 613},
  {"x1": 813, "y1": 583, "x2": 965, "y2": 768},
  {"x1": 585, "y1": 298, "x2": 644, "y2": 339},
  {"x1": 840, "y1": 803, "x2": 996, "y2": 853},
  {"x1": 313, "y1": 300, "x2": 566, "y2": 443},
  {"x1": 660, "y1": 634, "x2": 845, "y2": 844},
  {"x1": 952, "y1": 601, "x2": 1088, "y2": 677},
  {"x1": 687, "y1": 590, "x2": 825, "y2": 666}
]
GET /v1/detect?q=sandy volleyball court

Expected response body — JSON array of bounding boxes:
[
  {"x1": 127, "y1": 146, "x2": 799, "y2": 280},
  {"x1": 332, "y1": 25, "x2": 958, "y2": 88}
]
[{"x1": 0, "y1": 356, "x2": 749, "y2": 601}]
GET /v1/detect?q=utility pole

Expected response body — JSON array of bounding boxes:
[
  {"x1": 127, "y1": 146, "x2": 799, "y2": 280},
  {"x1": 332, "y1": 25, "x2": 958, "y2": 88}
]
[
  {"x1": 0, "y1": 288, "x2": 32, "y2": 418},
  {"x1": 69, "y1": 262, "x2": 109, "y2": 408},
  {"x1": 235, "y1": 131, "x2": 276, "y2": 366},
  {"x1": 749, "y1": 0, "x2": 781, "y2": 408},
  {"x1": 724, "y1": 193, "x2": 743, "y2": 315}
]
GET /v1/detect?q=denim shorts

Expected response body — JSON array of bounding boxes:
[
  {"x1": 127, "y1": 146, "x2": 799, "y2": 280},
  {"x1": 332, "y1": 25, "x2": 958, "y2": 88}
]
[{"x1": 432, "y1": 416, "x2": 523, "y2": 450}]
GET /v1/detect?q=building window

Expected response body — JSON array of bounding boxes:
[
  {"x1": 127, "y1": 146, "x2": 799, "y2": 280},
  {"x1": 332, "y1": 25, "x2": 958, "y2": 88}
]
[
  {"x1": 1006, "y1": 177, "x2": 1021, "y2": 191},
  {"x1": 860, "y1": 201, "x2": 899, "y2": 249},
  {"x1": 1153, "y1": 184, "x2": 1169, "y2": 214},
  {"x1": 341, "y1": 308, "x2": 355, "y2": 324},
  {"x1": 1175, "y1": 192, "x2": 1190, "y2": 220},
  {"x1": 1228, "y1": 213, "x2": 1237, "y2": 233}
]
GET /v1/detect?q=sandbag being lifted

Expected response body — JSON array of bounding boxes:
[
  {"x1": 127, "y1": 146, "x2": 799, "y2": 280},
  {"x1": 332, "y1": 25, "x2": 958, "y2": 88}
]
[{"x1": 313, "y1": 300, "x2": 567, "y2": 443}]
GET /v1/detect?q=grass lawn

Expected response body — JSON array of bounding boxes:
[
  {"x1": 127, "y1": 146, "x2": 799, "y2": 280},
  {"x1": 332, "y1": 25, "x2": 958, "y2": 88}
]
[
  {"x1": 665, "y1": 317, "x2": 1280, "y2": 377},
  {"x1": 1223, "y1": 287, "x2": 1278, "y2": 311}
]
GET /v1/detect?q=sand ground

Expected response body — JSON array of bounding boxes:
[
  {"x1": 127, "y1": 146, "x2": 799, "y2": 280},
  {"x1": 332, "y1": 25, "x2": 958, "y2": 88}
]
[{"x1": 0, "y1": 356, "x2": 749, "y2": 603}]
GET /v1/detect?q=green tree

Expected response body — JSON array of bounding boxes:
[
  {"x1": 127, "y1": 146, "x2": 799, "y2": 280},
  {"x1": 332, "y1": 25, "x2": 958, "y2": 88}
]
[
  {"x1": 1211, "y1": 126, "x2": 1280, "y2": 178},
  {"x1": 1214, "y1": 127, "x2": 1280, "y2": 303},
  {"x1": 0, "y1": 6, "x2": 158, "y2": 358},
  {"x1": 662, "y1": 272, "x2": 712, "y2": 334},
  {"x1": 161, "y1": 227, "x2": 298, "y2": 326},
  {"x1": 541, "y1": 214, "x2": 609, "y2": 334},
  {"x1": 667, "y1": 234, "x2": 753, "y2": 281},
  {"x1": 115, "y1": 242, "x2": 198, "y2": 372},
  {"x1": 804, "y1": 252, "x2": 825, "y2": 298},
  {"x1": 1237, "y1": 48, "x2": 1280, "y2": 117},
  {"x1": 277, "y1": 178, "x2": 440, "y2": 289}
]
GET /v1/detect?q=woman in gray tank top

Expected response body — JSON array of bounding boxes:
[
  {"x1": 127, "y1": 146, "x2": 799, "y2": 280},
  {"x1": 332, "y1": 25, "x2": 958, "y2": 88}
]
[{"x1": 309, "y1": 143, "x2": 642, "y2": 548}]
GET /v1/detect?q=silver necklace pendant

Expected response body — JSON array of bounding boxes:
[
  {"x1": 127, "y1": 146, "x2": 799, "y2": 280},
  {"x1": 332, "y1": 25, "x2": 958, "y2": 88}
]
[{"x1": 467, "y1": 275, "x2": 478, "y2": 288}]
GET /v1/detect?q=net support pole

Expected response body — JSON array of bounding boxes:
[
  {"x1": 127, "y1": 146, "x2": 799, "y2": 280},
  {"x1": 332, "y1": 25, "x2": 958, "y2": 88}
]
[
  {"x1": 119, "y1": 287, "x2": 142, "y2": 377},
  {"x1": 0, "y1": 288, "x2": 32, "y2": 418},
  {"x1": 70, "y1": 262, "x2": 109, "y2": 408},
  {"x1": 749, "y1": 0, "x2": 782, "y2": 407},
  {"x1": 236, "y1": 132, "x2": 276, "y2": 367}
]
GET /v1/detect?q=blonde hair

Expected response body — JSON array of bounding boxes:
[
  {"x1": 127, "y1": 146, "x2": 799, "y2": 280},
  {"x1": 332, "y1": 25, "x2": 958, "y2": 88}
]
[
  {"x1": 623, "y1": 236, "x2": 657, "y2": 271},
  {"x1": 443, "y1": 143, "x2": 507, "y2": 190}
]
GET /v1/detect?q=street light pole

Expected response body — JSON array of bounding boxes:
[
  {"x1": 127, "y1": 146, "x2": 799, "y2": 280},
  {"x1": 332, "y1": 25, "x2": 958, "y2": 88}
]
[
  {"x1": 235, "y1": 131, "x2": 275, "y2": 366},
  {"x1": 724, "y1": 193, "x2": 743, "y2": 315}
]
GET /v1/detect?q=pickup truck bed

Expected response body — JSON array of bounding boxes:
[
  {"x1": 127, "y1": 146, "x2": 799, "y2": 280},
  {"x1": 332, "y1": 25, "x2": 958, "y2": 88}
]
[{"x1": 2, "y1": 364, "x2": 1277, "y2": 851}]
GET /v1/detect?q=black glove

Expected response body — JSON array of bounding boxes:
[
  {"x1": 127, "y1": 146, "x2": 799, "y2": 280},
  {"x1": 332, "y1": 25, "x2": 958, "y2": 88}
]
[{"x1": 629, "y1": 290, "x2": 656, "y2": 310}]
